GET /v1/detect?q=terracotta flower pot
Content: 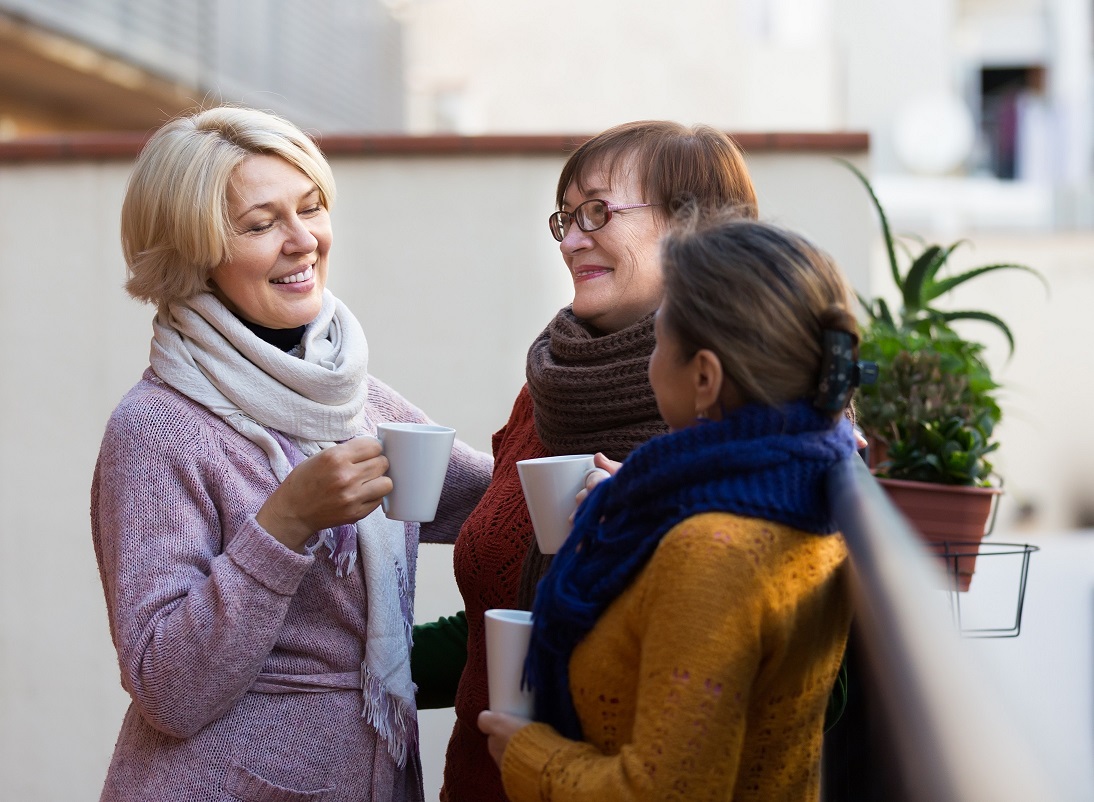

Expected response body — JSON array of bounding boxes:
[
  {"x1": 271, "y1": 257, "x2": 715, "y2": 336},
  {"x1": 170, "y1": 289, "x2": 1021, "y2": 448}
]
[{"x1": 876, "y1": 477, "x2": 1003, "y2": 592}]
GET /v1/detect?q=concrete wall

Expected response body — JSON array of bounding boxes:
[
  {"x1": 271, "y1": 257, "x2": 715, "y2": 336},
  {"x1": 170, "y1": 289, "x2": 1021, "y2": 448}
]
[{"x1": 0, "y1": 139, "x2": 870, "y2": 800}]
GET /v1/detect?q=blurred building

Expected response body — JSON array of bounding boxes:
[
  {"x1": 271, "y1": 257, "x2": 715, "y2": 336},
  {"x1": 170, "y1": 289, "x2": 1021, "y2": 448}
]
[
  {"x1": 5, "y1": 0, "x2": 1089, "y2": 233},
  {"x1": 398, "y1": 0, "x2": 1093, "y2": 230},
  {"x1": 0, "y1": 0, "x2": 404, "y2": 136}
]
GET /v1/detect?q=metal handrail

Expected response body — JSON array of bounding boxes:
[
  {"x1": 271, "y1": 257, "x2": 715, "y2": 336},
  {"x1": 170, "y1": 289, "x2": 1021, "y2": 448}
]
[{"x1": 827, "y1": 457, "x2": 1056, "y2": 801}]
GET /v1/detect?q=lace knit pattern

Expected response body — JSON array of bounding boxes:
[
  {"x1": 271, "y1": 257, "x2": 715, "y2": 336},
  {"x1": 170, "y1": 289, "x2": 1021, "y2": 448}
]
[
  {"x1": 441, "y1": 386, "x2": 548, "y2": 801},
  {"x1": 91, "y1": 370, "x2": 491, "y2": 802},
  {"x1": 500, "y1": 513, "x2": 852, "y2": 802}
]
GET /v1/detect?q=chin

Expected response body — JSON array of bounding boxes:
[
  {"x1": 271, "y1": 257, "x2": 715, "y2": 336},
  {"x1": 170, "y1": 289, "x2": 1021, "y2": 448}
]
[
  {"x1": 570, "y1": 299, "x2": 606, "y2": 326},
  {"x1": 288, "y1": 294, "x2": 324, "y2": 326}
]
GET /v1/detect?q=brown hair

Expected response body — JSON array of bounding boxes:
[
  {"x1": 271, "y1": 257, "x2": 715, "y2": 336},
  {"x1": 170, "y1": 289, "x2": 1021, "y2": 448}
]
[
  {"x1": 659, "y1": 209, "x2": 858, "y2": 417},
  {"x1": 555, "y1": 121, "x2": 758, "y2": 219},
  {"x1": 121, "y1": 105, "x2": 336, "y2": 308}
]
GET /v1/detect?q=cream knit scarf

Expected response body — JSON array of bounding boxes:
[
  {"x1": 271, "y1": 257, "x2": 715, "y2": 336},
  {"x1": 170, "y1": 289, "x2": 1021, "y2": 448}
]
[{"x1": 149, "y1": 289, "x2": 415, "y2": 768}]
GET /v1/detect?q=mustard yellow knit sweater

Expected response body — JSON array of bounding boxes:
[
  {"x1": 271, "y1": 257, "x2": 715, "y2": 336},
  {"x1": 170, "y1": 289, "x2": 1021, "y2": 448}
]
[{"x1": 500, "y1": 512, "x2": 852, "y2": 802}]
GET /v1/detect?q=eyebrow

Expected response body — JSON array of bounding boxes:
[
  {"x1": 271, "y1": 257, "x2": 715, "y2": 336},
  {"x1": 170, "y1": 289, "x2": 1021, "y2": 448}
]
[
  {"x1": 235, "y1": 184, "x2": 321, "y2": 218},
  {"x1": 562, "y1": 187, "x2": 610, "y2": 209}
]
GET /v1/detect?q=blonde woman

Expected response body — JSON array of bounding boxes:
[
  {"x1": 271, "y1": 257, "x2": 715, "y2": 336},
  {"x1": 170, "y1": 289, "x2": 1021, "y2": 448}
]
[{"x1": 91, "y1": 106, "x2": 491, "y2": 801}]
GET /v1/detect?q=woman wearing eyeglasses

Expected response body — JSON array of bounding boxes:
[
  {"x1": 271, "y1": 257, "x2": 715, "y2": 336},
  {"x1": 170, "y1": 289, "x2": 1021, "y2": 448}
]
[
  {"x1": 426, "y1": 121, "x2": 757, "y2": 802},
  {"x1": 91, "y1": 105, "x2": 491, "y2": 802},
  {"x1": 479, "y1": 212, "x2": 860, "y2": 802}
]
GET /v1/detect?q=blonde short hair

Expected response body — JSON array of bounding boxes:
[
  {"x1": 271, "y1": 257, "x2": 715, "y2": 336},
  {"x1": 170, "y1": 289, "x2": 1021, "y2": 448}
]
[{"x1": 121, "y1": 105, "x2": 336, "y2": 307}]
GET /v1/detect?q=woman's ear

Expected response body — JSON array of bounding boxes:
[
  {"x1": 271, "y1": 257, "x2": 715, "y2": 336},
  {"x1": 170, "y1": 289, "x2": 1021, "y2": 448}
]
[{"x1": 691, "y1": 348, "x2": 724, "y2": 418}]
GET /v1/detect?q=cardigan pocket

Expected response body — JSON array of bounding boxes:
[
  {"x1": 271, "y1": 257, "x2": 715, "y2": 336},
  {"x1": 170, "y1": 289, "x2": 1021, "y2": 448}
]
[{"x1": 222, "y1": 759, "x2": 332, "y2": 802}]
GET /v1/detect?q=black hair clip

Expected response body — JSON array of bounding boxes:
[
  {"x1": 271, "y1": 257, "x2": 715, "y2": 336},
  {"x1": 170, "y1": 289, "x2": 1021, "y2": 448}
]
[{"x1": 814, "y1": 329, "x2": 877, "y2": 413}]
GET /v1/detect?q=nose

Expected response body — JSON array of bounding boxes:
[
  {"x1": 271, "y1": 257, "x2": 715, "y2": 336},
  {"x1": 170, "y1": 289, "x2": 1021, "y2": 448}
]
[
  {"x1": 283, "y1": 215, "x2": 319, "y2": 253},
  {"x1": 559, "y1": 220, "x2": 592, "y2": 256}
]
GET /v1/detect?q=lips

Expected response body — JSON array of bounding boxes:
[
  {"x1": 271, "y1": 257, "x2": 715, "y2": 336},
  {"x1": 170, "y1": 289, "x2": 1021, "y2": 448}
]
[
  {"x1": 573, "y1": 265, "x2": 611, "y2": 281},
  {"x1": 271, "y1": 264, "x2": 314, "y2": 285}
]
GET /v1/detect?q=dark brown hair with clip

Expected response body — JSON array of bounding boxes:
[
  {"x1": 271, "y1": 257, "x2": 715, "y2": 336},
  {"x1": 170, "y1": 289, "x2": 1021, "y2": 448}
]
[{"x1": 660, "y1": 210, "x2": 860, "y2": 420}]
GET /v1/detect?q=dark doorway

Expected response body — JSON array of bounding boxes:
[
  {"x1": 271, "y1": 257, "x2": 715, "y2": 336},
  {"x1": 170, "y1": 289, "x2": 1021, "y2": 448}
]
[{"x1": 979, "y1": 65, "x2": 1047, "y2": 180}]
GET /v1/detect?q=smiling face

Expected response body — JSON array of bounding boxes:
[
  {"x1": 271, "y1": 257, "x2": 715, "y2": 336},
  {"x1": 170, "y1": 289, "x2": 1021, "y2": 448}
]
[
  {"x1": 558, "y1": 157, "x2": 666, "y2": 334},
  {"x1": 209, "y1": 153, "x2": 331, "y2": 329}
]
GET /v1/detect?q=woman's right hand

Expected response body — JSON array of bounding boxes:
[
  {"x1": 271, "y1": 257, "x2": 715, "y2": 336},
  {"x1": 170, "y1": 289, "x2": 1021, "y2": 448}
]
[
  {"x1": 256, "y1": 436, "x2": 393, "y2": 552},
  {"x1": 477, "y1": 709, "x2": 533, "y2": 768}
]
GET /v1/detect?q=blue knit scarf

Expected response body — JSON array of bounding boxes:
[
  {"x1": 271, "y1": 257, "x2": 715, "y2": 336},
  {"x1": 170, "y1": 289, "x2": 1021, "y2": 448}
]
[{"x1": 524, "y1": 400, "x2": 856, "y2": 739}]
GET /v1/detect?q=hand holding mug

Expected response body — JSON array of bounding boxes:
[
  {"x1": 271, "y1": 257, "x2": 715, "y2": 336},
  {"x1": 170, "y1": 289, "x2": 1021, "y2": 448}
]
[
  {"x1": 478, "y1": 709, "x2": 531, "y2": 768},
  {"x1": 573, "y1": 452, "x2": 621, "y2": 515},
  {"x1": 258, "y1": 436, "x2": 391, "y2": 552}
]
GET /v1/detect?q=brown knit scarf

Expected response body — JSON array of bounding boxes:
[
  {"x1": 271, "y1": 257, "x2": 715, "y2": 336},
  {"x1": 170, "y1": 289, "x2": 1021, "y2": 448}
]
[{"x1": 518, "y1": 306, "x2": 669, "y2": 607}]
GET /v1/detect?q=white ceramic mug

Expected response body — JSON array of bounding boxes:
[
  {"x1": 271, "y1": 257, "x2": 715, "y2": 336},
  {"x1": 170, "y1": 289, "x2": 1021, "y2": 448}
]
[
  {"x1": 484, "y1": 608, "x2": 535, "y2": 718},
  {"x1": 516, "y1": 454, "x2": 596, "y2": 554},
  {"x1": 376, "y1": 422, "x2": 456, "y2": 522}
]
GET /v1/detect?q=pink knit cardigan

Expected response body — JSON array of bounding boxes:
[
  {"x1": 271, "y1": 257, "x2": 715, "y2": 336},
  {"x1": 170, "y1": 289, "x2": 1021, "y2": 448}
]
[{"x1": 91, "y1": 369, "x2": 491, "y2": 802}]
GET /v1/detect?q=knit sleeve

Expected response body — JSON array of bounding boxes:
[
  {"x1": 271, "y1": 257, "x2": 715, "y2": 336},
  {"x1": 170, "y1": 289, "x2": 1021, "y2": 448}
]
[
  {"x1": 91, "y1": 383, "x2": 314, "y2": 739},
  {"x1": 500, "y1": 515, "x2": 768, "y2": 801},
  {"x1": 411, "y1": 611, "x2": 468, "y2": 709},
  {"x1": 364, "y1": 373, "x2": 492, "y2": 544}
]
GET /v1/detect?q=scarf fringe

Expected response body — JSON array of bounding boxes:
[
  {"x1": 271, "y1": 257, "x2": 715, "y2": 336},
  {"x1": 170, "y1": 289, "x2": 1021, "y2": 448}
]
[
  {"x1": 361, "y1": 664, "x2": 417, "y2": 769},
  {"x1": 312, "y1": 524, "x2": 359, "y2": 577}
]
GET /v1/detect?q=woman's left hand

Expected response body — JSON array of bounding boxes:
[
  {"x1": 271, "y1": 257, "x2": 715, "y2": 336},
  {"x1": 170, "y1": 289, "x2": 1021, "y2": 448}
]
[
  {"x1": 477, "y1": 709, "x2": 532, "y2": 768},
  {"x1": 854, "y1": 426, "x2": 868, "y2": 450},
  {"x1": 570, "y1": 452, "x2": 621, "y2": 522}
]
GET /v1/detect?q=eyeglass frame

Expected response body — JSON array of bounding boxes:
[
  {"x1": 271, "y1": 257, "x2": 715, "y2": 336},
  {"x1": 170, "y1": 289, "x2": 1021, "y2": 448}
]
[{"x1": 548, "y1": 198, "x2": 660, "y2": 242}]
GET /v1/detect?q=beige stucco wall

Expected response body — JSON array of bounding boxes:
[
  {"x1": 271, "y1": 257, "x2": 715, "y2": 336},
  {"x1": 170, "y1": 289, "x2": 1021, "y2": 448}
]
[{"x1": 0, "y1": 145, "x2": 870, "y2": 800}]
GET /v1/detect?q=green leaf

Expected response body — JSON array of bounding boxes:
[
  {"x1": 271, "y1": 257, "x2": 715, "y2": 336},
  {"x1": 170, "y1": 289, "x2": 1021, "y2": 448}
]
[
  {"x1": 929, "y1": 262, "x2": 1048, "y2": 301},
  {"x1": 835, "y1": 157, "x2": 901, "y2": 290},
  {"x1": 902, "y1": 244, "x2": 944, "y2": 314},
  {"x1": 875, "y1": 298, "x2": 895, "y2": 328},
  {"x1": 937, "y1": 310, "x2": 1016, "y2": 357}
]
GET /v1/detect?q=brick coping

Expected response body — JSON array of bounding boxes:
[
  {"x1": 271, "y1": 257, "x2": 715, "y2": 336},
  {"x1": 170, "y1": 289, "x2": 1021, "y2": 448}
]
[{"x1": 0, "y1": 131, "x2": 868, "y2": 163}]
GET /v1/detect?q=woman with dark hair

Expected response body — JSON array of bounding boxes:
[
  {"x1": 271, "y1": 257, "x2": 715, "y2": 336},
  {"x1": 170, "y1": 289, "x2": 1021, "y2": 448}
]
[
  {"x1": 428, "y1": 121, "x2": 758, "y2": 801},
  {"x1": 478, "y1": 212, "x2": 862, "y2": 801}
]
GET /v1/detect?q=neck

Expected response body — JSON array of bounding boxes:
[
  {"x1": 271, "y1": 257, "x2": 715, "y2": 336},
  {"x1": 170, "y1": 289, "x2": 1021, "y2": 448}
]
[{"x1": 237, "y1": 316, "x2": 306, "y2": 352}]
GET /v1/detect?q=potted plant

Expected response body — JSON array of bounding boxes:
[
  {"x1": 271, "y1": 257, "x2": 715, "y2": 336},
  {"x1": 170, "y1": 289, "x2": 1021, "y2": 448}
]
[{"x1": 841, "y1": 159, "x2": 1046, "y2": 590}]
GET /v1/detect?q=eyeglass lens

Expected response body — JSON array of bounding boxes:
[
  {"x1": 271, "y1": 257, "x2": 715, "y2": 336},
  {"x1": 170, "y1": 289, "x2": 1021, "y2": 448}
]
[{"x1": 550, "y1": 199, "x2": 610, "y2": 241}]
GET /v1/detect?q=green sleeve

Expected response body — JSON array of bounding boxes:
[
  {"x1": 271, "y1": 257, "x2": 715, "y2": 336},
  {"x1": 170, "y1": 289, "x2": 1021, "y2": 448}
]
[{"x1": 411, "y1": 610, "x2": 469, "y2": 709}]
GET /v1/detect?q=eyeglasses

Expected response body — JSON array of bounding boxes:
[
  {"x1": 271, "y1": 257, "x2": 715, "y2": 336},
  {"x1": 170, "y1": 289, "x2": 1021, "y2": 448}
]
[{"x1": 548, "y1": 198, "x2": 659, "y2": 242}]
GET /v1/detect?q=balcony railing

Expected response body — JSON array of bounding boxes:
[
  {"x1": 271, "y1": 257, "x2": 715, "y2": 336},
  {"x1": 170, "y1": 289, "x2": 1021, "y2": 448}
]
[{"x1": 825, "y1": 457, "x2": 1056, "y2": 800}]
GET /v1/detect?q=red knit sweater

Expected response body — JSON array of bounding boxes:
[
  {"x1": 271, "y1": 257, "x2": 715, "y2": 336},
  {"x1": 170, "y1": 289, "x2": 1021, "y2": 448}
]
[{"x1": 441, "y1": 385, "x2": 547, "y2": 801}]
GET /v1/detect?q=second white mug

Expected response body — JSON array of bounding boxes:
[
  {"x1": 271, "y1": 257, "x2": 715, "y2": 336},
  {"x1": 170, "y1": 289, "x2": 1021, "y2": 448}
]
[{"x1": 516, "y1": 454, "x2": 596, "y2": 554}]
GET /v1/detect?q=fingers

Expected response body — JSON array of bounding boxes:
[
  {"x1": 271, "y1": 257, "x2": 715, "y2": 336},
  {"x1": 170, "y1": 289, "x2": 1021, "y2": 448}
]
[
  {"x1": 312, "y1": 445, "x2": 392, "y2": 510},
  {"x1": 583, "y1": 468, "x2": 611, "y2": 491},
  {"x1": 257, "y1": 440, "x2": 394, "y2": 550},
  {"x1": 477, "y1": 710, "x2": 531, "y2": 767},
  {"x1": 571, "y1": 453, "x2": 619, "y2": 521},
  {"x1": 340, "y1": 434, "x2": 383, "y2": 462},
  {"x1": 573, "y1": 473, "x2": 605, "y2": 516},
  {"x1": 592, "y1": 452, "x2": 622, "y2": 475},
  {"x1": 477, "y1": 708, "x2": 500, "y2": 734}
]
